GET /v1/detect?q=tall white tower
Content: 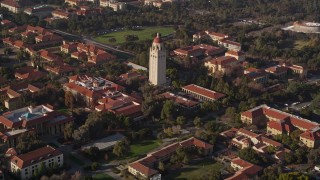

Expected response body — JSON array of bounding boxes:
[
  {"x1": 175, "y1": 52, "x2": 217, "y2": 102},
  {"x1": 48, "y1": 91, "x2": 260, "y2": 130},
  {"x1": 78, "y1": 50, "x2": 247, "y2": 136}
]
[{"x1": 149, "y1": 33, "x2": 166, "y2": 86}]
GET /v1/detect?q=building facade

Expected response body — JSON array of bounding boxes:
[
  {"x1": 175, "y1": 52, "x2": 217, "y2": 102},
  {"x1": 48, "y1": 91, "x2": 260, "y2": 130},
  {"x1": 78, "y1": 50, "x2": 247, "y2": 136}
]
[{"x1": 10, "y1": 146, "x2": 63, "y2": 180}]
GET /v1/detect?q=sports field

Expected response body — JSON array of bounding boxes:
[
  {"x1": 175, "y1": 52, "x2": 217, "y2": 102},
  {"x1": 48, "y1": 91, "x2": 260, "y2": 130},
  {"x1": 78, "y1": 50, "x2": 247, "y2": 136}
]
[{"x1": 94, "y1": 27, "x2": 175, "y2": 44}]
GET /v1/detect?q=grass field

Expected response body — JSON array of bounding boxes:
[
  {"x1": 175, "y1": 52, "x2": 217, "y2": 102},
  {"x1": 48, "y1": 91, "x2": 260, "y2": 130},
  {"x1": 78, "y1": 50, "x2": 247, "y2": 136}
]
[
  {"x1": 294, "y1": 40, "x2": 313, "y2": 49},
  {"x1": 166, "y1": 160, "x2": 223, "y2": 179},
  {"x1": 128, "y1": 140, "x2": 160, "y2": 158},
  {"x1": 105, "y1": 140, "x2": 160, "y2": 164},
  {"x1": 92, "y1": 173, "x2": 115, "y2": 180},
  {"x1": 94, "y1": 27, "x2": 175, "y2": 45}
]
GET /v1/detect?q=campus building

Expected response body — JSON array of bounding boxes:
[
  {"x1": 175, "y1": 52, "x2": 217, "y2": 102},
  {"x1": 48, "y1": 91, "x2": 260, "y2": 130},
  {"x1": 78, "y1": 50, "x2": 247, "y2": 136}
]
[
  {"x1": 128, "y1": 137, "x2": 213, "y2": 179},
  {"x1": 0, "y1": 105, "x2": 74, "y2": 139},
  {"x1": 10, "y1": 146, "x2": 63, "y2": 180},
  {"x1": 204, "y1": 56, "x2": 238, "y2": 74},
  {"x1": 241, "y1": 105, "x2": 320, "y2": 148},
  {"x1": 63, "y1": 74, "x2": 124, "y2": 108},
  {"x1": 182, "y1": 84, "x2": 225, "y2": 102}
]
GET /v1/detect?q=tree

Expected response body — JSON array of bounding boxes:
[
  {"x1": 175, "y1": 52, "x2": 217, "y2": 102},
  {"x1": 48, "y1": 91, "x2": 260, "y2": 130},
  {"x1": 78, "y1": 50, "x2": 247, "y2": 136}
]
[
  {"x1": 71, "y1": 171, "x2": 82, "y2": 180},
  {"x1": 72, "y1": 125, "x2": 89, "y2": 143},
  {"x1": 113, "y1": 139, "x2": 130, "y2": 157},
  {"x1": 193, "y1": 117, "x2": 202, "y2": 128},
  {"x1": 284, "y1": 153, "x2": 295, "y2": 164},
  {"x1": 65, "y1": 91, "x2": 75, "y2": 110},
  {"x1": 161, "y1": 100, "x2": 175, "y2": 121},
  {"x1": 16, "y1": 131, "x2": 43, "y2": 153},
  {"x1": 64, "y1": 123, "x2": 75, "y2": 141},
  {"x1": 311, "y1": 94, "x2": 320, "y2": 115},
  {"x1": 4, "y1": 47, "x2": 12, "y2": 55},
  {"x1": 307, "y1": 149, "x2": 320, "y2": 166},
  {"x1": 158, "y1": 161, "x2": 165, "y2": 172},
  {"x1": 183, "y1": 155, "x2": 190, "y2": 164},
  {"x1": 176, "y1": 116, "x2": 186, "y2": 125},
  {"x1": 238, "y1": 148, "x2": 262, "y2": 165},
  {"x1": 278, "y1": 172, "x2": 309, "y2": 180}
]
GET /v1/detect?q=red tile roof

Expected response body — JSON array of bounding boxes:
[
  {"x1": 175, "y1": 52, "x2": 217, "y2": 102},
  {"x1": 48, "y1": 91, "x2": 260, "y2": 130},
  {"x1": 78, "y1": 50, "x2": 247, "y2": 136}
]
[
  {"x1": 207, "y1": 56, "x2": 237, "y2": 66},
  {"x1": 232, "y1": 157, "x2": 253, "y2": 168},
  {"x1": 226, "y1": 50, "x2": 245, "y2": 56},
  {"x1": 300, "y1": 128, "x2": 320, "y2": 141},
  {"x1": 238, "y1": 128, "x2": 259, "y2": 138},
  {"x1": 261, "y1": 136, "x2": 282, "y2": 147},
  {"x1": 208, "y1": 32, "x2": 228, "y2": 38},
  {"x1": 159, "y1": 92, "x2": 200, "y2": 108},
  {"x1": 10, "y1": 146, "x2": 62, "y2": 169},
  {"x1": 130, "y1": 162, "x2": 159, "y2": 177},
  {"x1": 182, "y1": 84, "x2": 226, "y2": 100},
  {"x1": 220, "y1": 39, "x2": 241, "y2": 46}
]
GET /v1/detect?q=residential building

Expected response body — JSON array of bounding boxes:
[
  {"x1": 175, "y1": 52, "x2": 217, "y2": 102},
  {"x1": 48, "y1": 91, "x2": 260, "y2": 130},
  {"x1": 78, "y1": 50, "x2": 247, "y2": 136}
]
[
  {"x1": 0, "y1": 129, "x2": 29, "y2": 147},
  {"x1": 51, "y1": 10, "x2": 71, "y2": 19},
  {"x1": 265, "y1": 66, "x2": 288, "y2": 79},
  {"x1": 192, "y1": 31, "x2": 207, "y2": 42},
  {"x1": 95, "y1": 91, "x2": 142, "y2": 119},
  {"x1": 118, "y1": 71, "x2": 147, "y2": 83},
  {"x1": 204, "y1": 56, "x2": 238, "y2": 74},
  {"x1": 88, "y1": 50, "x2": 115, "y2": 64},
  {"x1": 281, "y1": 63, "x2": 308, "y2": 78},
  {"x1": 14, "y1": 66, "x2": 46, "y2": 81},
  {"x1": 207, "y1": 31, "x2": 228, "y2": 42},
  {"x1": 221, "y1": 128, "x2": 283, "y2": 154},
  {"x1": 63, "y1": 75, "x2": 124, "y2": 108},
  {"x1": 244, "y1": 68, "x2": 269, "y2": 84},
  {"x1": 44, "y1": 63, "x2": 75, "y2": 75},
  {"x1": 100, "y1": 0, "x2": 125, "y2": 11},
  {"x1": 128, "y1": 137, "x2": 213, "y2": 179},
  {"x1": 65, "y1": 0, "x2": 79, "y2": 6},
  {"x1": 173, "y1": 44, "x2": 224, "y2": 58},
  {"x1": 61, "y1": 42, "x2": 78, "y2": 54},
  {"x1": 192, "y1": 30, "x2": 242, "y2": 51},
  {"x1": 182, "y1": 84, "x2": 225, "y2": 102},
  {"x1": 0, "y1": 0, "x2": 33, "y2": 13},
  {"x1": 10, "y1": 146, "x2": 63, "y2": 180},
  {"x1": 225, "y1": 50, "x2": 245, "y2": 61},
  {"x1": 0, "y1": 104, "x2": 74, "y2": 136},
  {"x1": 149, "y1": 33, "x2": 166, "y2": 86},
  {"x1": 241, "y1": 105, "x2": 320, "y2": 148},
  {"x1": 218, "y1": 39, "x2": 241, "y2": 51},
  {"x1": 226, "y1": 157, "x2": 263, "y2": 180},
  {"x1": 0, "y1": 83, "x2": 42, "y2": 110},
  {"x1": 159, "y1": 92, "x2": 201, "y2": 111},
  {"x1": 71, "y1": 43, "x2": 115, "y2": 64},
  {"x1": 24, "y1": 5, "x2": 53, "y2": 17},
  {"x1": 1, "y1": 19, "x2": 15, "y2": 28}
]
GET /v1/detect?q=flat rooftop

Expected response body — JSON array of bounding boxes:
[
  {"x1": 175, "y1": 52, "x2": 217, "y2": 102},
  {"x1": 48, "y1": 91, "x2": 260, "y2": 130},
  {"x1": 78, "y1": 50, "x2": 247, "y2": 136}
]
[
  {"x1": 3, "y1": 105, "x2": 53, "y2": 123},
  {"x1": 81, "y1": 133, "x2": 125, "y2": 150}
]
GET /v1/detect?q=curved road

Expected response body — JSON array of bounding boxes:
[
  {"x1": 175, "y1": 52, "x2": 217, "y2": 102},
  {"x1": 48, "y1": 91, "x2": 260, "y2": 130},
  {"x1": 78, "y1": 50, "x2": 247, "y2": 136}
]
[{"x1": 51, "y1": 29, "x2": 135, "y2": 56}]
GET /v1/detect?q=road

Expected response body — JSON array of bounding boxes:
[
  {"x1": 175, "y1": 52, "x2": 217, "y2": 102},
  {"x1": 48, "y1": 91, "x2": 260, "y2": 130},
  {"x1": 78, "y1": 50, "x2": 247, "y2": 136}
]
[{"x1": 51, "y1": 29, "x2": 135, "y2": 56}]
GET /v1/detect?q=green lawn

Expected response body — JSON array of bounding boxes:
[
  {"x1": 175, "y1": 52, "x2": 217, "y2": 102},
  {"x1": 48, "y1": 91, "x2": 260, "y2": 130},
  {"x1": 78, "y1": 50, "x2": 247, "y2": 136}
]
[
  {"x1": 128, "y1": 140, "x2": 160, "y2": 158},
  {"x1": 92, "y1": 173, "x2": 115, "y2": 180},
  {"x1": 94, "y1": 26, "x2": 175, "y2": 45},
  {"x1": 294, "y1": 40, "x2": 312, "y2": 49},
  {"x1": 166, "y1": 160, "x2": 223, "y2": 179}
]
